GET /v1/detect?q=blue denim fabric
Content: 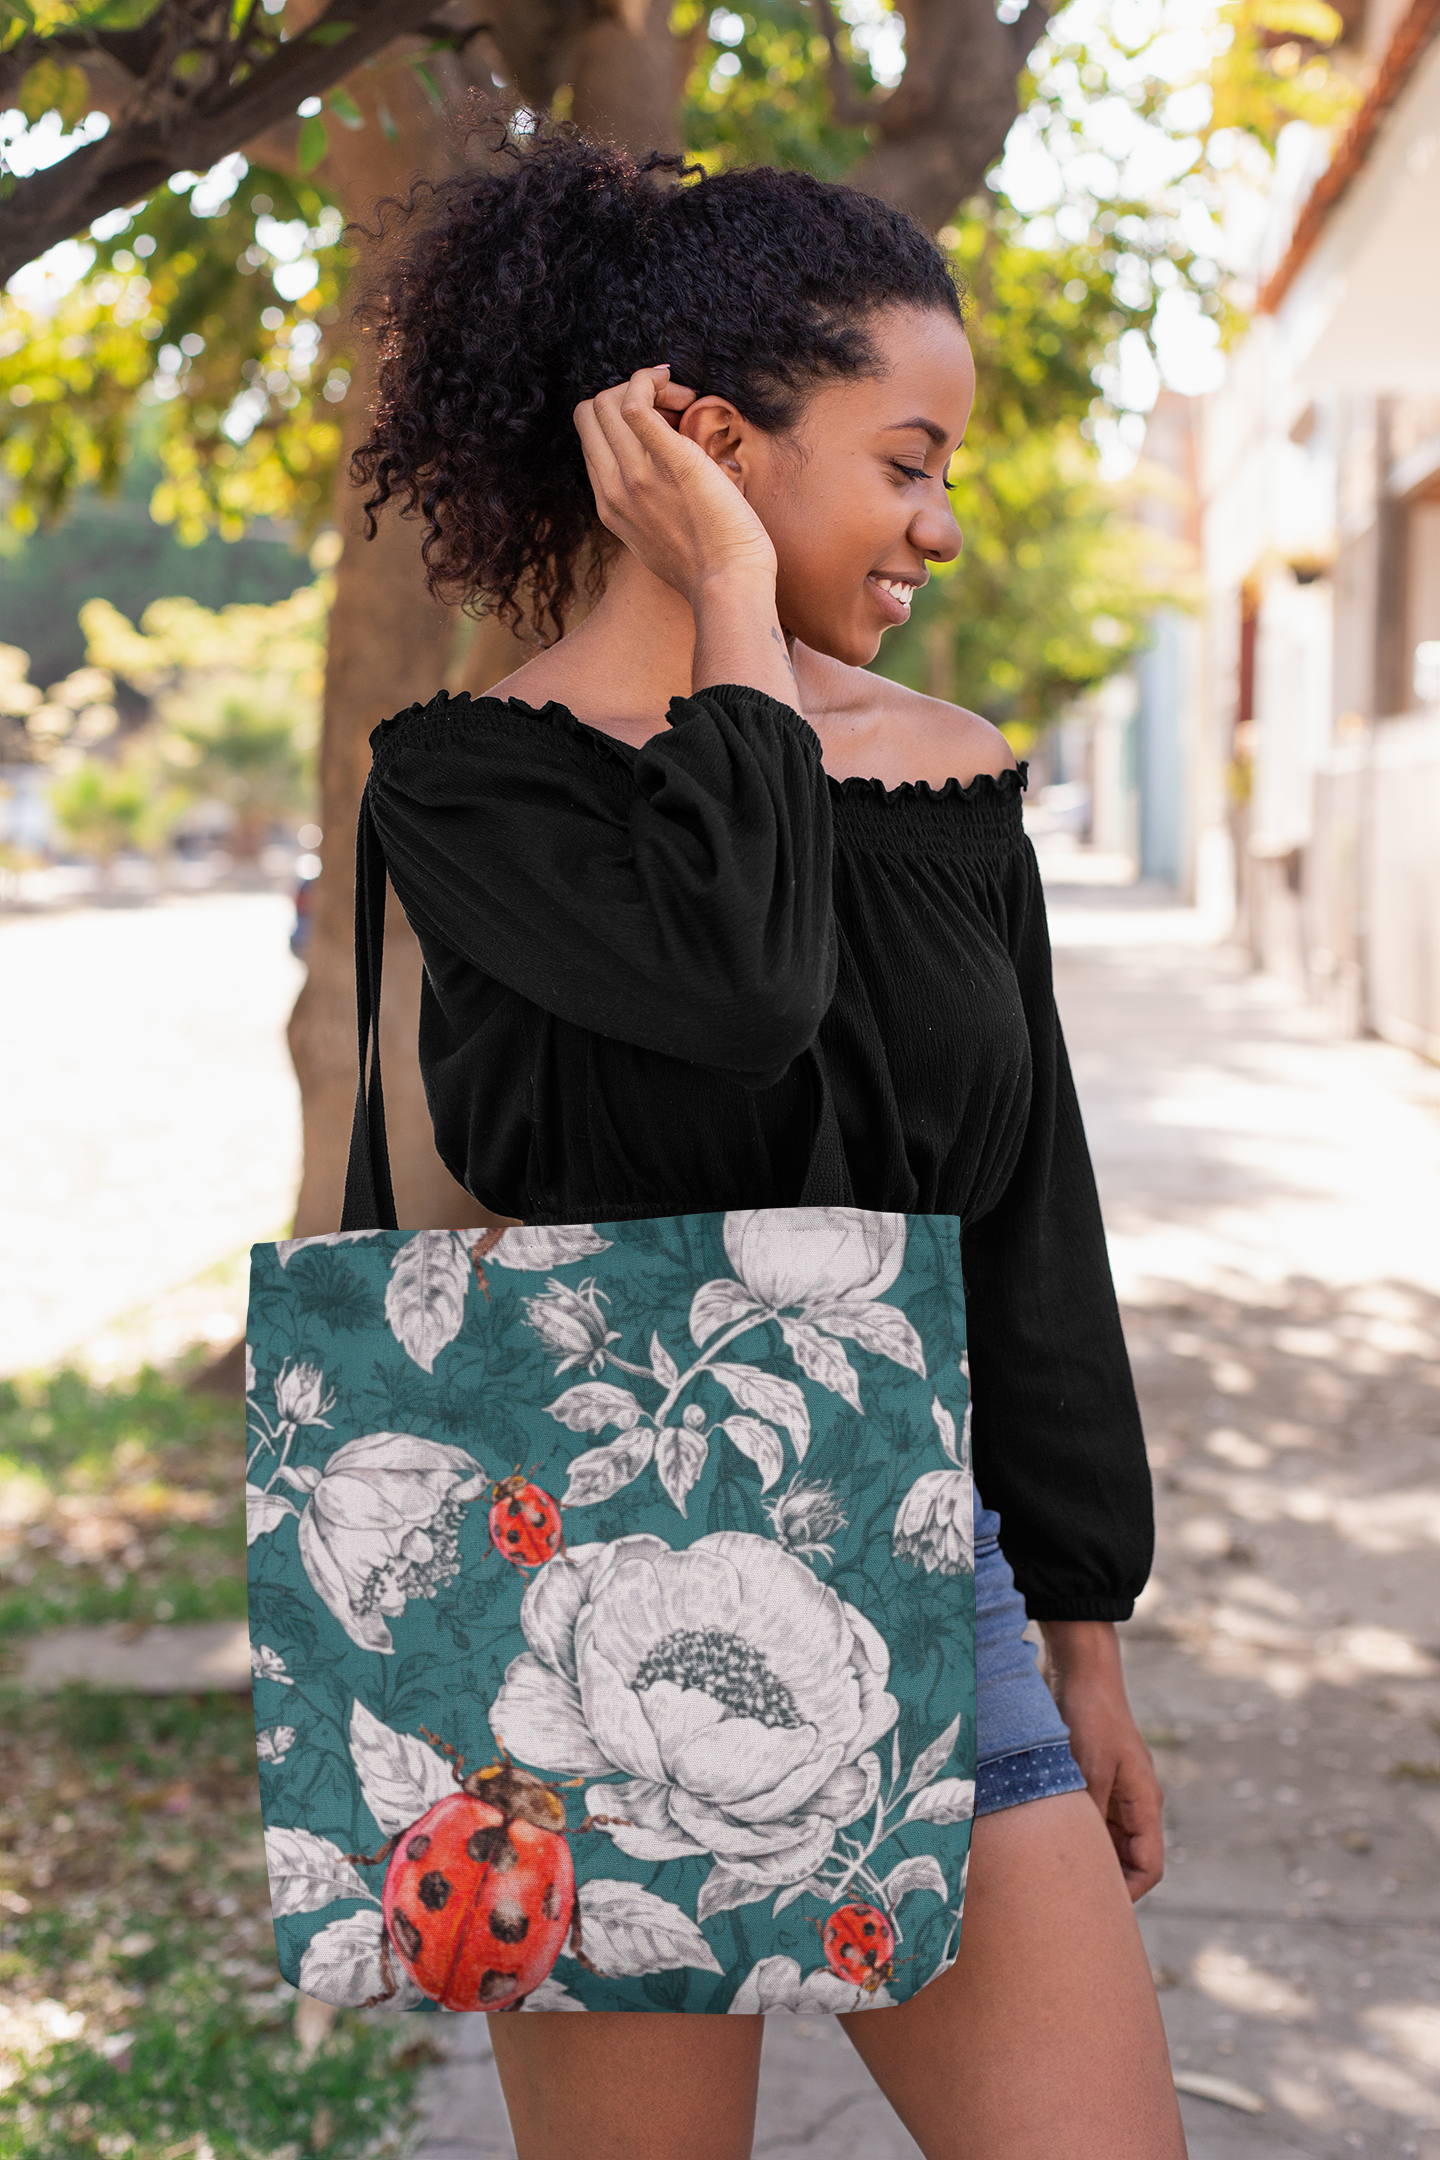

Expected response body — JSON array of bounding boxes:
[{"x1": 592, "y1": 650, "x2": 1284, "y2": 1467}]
[{"x1": 973, "y1": 1490, "x2": 1087, "y2": 1818}]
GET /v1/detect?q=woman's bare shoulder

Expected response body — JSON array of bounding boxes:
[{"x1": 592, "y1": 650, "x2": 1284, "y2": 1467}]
[
  {"x1": 794, "y1": 648, "x2": 1017, "y2": 789},
  {"x1": 885, "y1": 678, "x2": 1018, "y2": 779}
]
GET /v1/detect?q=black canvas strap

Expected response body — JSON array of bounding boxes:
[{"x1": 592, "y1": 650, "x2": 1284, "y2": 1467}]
[
  {"x1": 341, "y1": 789, "x2": 399, "y2": 1233},
  {"x1": 339, "y1": 788, "x2": 852, "y2": 1231}
]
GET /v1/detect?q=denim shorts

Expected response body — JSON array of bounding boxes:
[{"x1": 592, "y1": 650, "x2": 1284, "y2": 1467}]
[{"x1": 973, "y1": 1489, "x2": 1088, "y2": 1817}]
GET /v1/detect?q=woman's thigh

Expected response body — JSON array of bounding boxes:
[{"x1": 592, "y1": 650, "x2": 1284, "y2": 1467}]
[
  {"x1": 488, "y1": 2002, "x2": 764, "y2": 2160},
  {"x1": 839, "y1": 1791, "x2": 1187, "y2": 2160}
]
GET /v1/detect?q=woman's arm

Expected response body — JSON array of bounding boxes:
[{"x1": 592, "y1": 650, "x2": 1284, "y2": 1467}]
[
  {"x1": 367, "y1": 368, "x2": 834, "y2": 1085},
  {"x1": 574, "y1": 365, "x2": 798, "y2": 707},
  {"x1": 1040, "y1": 1620, "x2": 1166, "y2": 1900}
]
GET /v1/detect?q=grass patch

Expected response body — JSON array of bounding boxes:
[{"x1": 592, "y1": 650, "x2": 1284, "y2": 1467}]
[
  {"x1": 0, "y1": 1689, "x2": 427, "y2": 2160},
  {"x1": 0, "y1": 1371, "x2": 245, "y2": 1642}
]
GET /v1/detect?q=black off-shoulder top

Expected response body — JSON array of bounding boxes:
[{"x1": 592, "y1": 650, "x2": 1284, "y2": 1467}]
[{"x1": 366, "y1": 681, "x2": 1152, "y2": 1621}]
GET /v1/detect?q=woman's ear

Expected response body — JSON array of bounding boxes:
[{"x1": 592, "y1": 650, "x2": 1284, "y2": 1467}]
[{"x1": 678, "y1": 395, "x2": 747, "y2": 480}]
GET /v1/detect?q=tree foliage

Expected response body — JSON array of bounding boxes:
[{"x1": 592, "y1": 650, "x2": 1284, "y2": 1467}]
[
  {"x1": 0, "y1": 0, "x2": 437, "y2": 281},
  {"x1": 1, "y1": 160, "x2": 347, "y2": 536},
  {"x1": 0, "y1": 0, "x2": 1365, "y2": 736}
]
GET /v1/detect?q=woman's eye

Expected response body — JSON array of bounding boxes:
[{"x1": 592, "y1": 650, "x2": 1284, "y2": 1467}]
[{"x1": 893, "y1": 463, "x2": 927, "y2": 482}]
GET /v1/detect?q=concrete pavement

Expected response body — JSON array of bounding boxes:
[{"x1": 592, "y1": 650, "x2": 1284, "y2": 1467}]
[{"x1": 0, "y1": 892, "x2": 301, "y2": 1377}]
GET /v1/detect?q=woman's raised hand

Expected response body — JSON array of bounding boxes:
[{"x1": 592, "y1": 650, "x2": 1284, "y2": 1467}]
[{"x1": 573, "y1": 366, "x2": 777, "y2": 605}]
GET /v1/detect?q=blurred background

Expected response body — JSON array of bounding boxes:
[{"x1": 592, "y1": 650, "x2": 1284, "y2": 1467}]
[{"x1": 1, "y1": 0, "x2": 1438, "y2": 2155}]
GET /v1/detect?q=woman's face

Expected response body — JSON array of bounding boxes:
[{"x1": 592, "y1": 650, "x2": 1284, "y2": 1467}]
[{"x1": 685, "y1": 306, "x2": 973, "y2": 667}]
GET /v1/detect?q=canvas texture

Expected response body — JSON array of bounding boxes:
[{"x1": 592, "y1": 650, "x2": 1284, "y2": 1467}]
[{"x1": 245, "y1": 1207, "x2": 976, "y2": 2016}]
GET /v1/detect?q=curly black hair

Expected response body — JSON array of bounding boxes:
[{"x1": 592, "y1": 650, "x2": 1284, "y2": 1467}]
[{"x1": 351, "y1": 114, "x2": 963, "y2": 638}]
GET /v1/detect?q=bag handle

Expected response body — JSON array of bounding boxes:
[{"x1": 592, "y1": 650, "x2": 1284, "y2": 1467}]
[
  {"x1": 341, "y1": 789, "x2": 399, "y2": 1233},
  {"x1": 340, "y1": 788, "x2": 852, "y2": 1232}
]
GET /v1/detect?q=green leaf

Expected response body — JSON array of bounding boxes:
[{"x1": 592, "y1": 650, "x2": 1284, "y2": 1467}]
[
  {"x1": 306, "y1": 18, "x2": 354, "y2": 41},
  {"x1": 1250, "y1": 0, "x2": 1343, "y2": 39},
  {"x1": 409, "y1": 58, "x2": 442, "y2": 109},
  {"x1": 328, "y1": 87, "x2": 364, "y2": 129},
  {"x1": 18, "y1": 56, "x2": 90, "y2": 126},
  {"x1": 297, "y1": 113, "x2": 329, "y2": 173}
]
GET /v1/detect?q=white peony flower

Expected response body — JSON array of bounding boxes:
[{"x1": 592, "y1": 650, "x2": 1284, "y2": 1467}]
[
  {"x1": 524, "y1": 1276, "x2": 622, "y2": 1375},
  {"x1": 722, "y1": 1209, "x2": 906, "y2": 1313},
  {"x1": 296, "y1": 1433, "x2": 488, "y2": 1653},
  {"x1": 728, "y1": 1953, "x2": 894, "y2": 2014},
  {"x1": 488, "y1": 1532, "x2": 897, "y2": 1917},
  {"x1": 256, "y1": 1726, "x2": 297, "y2": 1763},
  {"x1": 273, "y1": 1358, "x2": 336, "y2": 1430},
  {"x1": 892, "y1": 1471, "x2": 973, "y2": 1577}
]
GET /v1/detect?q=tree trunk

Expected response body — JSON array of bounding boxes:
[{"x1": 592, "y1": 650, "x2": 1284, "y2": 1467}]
[
  {"x1": 569, "y1": 0, "x2": 687, "y2": 150},
  {"x1": 286, "y1": 43, "x2": 481, "y2": 1235},
  {"x1": 284, "y1": 0, "x2": 1046, "y2": 1239},
  {"x1": 842, "y1": 0, "x2": 1051, "y2": 231}
]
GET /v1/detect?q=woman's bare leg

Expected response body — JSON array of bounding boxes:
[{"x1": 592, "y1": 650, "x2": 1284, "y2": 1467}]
[
  {"x1": 488, "y1": 1792, "x2": 1183, "y2": 2160},
  {"x1": 489, "y1": 2005, "x2": 763, "y2": 2160},
  {"x1": 840, "y1": 1791, "x2": 1186, "y2": 2159}
]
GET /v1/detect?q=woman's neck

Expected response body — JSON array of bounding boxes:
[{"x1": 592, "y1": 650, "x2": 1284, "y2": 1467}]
[{"x1": 484, "y1": 553, "x2": 703, "y2": 746}]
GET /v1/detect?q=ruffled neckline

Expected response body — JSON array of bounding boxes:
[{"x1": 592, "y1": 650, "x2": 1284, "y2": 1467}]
[
  {"x1": 476, "y1": 693, "x2": 1028, "y2": 804},
  {"x1": 375, "y1": 688, "x2": 1027, "y2": 806},
  {"x1": 827, "y1": 763, "x2": 1027, "y2": 806}
]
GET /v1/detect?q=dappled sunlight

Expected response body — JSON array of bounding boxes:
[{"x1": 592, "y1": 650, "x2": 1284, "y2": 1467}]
[
  {"x1": 1048, "y1": 887, "x2": 1440, "y2": 2154},
  {"x1": 1193, "y1": 1946, "x2": 1315, "y2": 2020}
]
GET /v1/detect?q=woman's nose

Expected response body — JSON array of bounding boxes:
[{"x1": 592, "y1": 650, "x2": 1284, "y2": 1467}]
[{"x1": 912, "y1": 498, "x2": 962, "y2": 565}]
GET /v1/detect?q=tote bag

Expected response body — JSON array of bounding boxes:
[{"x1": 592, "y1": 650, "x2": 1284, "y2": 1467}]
[{"x1": 245, "y1": 792, "x2": 977, "y2": 2016}]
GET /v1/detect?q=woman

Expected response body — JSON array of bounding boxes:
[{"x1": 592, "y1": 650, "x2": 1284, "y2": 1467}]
[{"x1": 353, "y1": 123, "x2": 1185, "y2": 2160}]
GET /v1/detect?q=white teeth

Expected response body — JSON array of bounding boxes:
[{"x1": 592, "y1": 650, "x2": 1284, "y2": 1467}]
[{"x1": 872, "y1": 576, "x2": 915, "y2": 601}]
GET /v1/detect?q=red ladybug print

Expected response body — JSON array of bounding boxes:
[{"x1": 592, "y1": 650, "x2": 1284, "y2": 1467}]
[
  {"x1": 489, "y1": 1471, "x2": 564, "y2": 1571},
  {"x1": 822, "y1": 1901, "x2": 897, "y2": 1998},
  {"x1": 350, "y1": 1733, "x2": 607, "y2": 2012}
]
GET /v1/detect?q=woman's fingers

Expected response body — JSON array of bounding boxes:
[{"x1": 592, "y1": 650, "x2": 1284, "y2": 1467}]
[
  {"x1": 570, "y1": 364, "x2": 774, "y2": 603},
  {"x1": 1101, "y1": 1751, "x2": 1166, "y2": 1900},
  {"x1": 610, "y1": 367, "x2": 701, "y2": 464},
  {"x1": 572, "y1": 398, "x2": 632, "y2": 538}
]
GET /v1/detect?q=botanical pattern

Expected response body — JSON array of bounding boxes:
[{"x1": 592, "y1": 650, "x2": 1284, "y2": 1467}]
[
  {"x1": 892, "y1": 1376, "x2": 975, "y2": 1578},
  {"x1": 246, "y1": 1208, "x2": 974, "y2": 2014}
]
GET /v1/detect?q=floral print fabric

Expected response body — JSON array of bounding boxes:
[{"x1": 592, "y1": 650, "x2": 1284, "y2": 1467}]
[{"x1": 246, "y1": 1208, "x2": 975, "y2": 2014}]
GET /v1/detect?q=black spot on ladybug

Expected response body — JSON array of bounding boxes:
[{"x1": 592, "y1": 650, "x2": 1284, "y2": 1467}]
[
  {"x1": 862, "y1": 1923, "x2": 876, "y2": 1937},
  {"x1": 506, "y1": 1500, "x2": 522, "y2": 1518},
  {"x1": 542, "y1": 1880, "x2": 562, "y2": 1922},
  {"x1": 390, "y1": 1909, "x2": 422, "y2": 1961},
  {"x1": 417, "y1": 1871, "x2": 452, "y2": 1911},
  {"x1": 487, "y1": 1899, "x2": 530, "y2": 1944},
  {"x1": 506, "y1": 1530, "x2": 521, "y2": 1545},
  {"x1": 466, "y1": 1826, "x2": 505, "y2": 1866},
  {"x1": 478, "y1": 1968, "x2": 519, "y2": 2006},
  {"x1": 405, "y1": 1833, "x2": 432, "y2": 1861}
]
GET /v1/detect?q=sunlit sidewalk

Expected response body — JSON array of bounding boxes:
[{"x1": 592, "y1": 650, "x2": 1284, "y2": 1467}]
[
  {"x1": 0, "y1": 892, "x2": 301, "y2": 1378},
  {"x1": 1047, "y1": 854, "x2": 1440, "y2": 2160}
]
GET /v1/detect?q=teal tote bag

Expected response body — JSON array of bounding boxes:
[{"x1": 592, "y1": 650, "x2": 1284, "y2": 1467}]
[{"x1": 245, "y1": 795, "x2": 976, "y2": 2016}]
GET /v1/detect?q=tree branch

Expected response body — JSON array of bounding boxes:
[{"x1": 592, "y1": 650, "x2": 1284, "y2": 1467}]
[
  {"x1": 842, "y1": 0, "x2": 1055, "y2": 229},
  {"x1": 1, "y1": 0, "x2": 439, "y2": 284},
  {"x1": 811, "y1": 0, "x2": 885, "y2": 129}
]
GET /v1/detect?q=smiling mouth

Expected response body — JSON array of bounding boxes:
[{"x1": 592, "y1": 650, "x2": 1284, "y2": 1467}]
[{"x1": 868, "y1": 573, "x2": 920, "y2": 620}]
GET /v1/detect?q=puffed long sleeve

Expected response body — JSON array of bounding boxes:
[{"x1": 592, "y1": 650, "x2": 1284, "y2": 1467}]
[
  {"x1": 960, "y1": 840, "x2": 1153, "y2": 1622},
  {"x1": 366, "y1": 683, "x2": 836, "y2": 1089}
]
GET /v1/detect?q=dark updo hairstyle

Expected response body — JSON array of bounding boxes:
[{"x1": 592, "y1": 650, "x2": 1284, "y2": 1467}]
[{"x1": 351, "y1": 114, "x2": 963, "y2": 639}]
